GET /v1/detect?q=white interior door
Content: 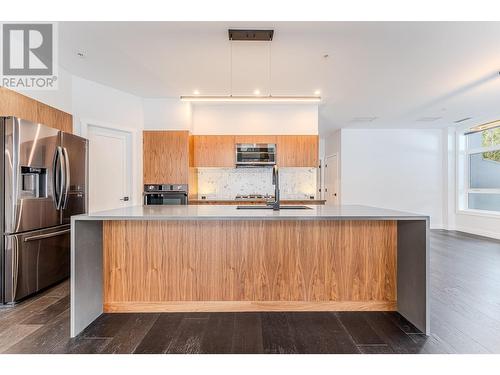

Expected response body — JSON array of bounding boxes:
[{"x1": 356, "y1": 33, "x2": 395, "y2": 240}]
[
  {"x1": 325, "y1": 154, "x2": 339, "y2": 204},
  {"x1": 87, "y1": 125, "x2": 132, "y2": 212}
]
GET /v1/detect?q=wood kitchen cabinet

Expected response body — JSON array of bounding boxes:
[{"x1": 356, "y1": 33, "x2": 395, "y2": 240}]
[
  {"x1": 277, "y1": 135, "x2": 318, "y2": 167},
  {"x1": 0, "y1": 87, "x2": 73, "y2": 133},
  {"x1": 193, "y1": 135, "x2": 235, "y2": 167},
  {"x1": 192, "y1": 134, "x2": 319, "y2": 168},
  {"x1": 36, "y1": 102, "x2": 73, "y2": 133},
  {"x1": 143, "y1": 130, "x2": 190, "y2": 184},
  {"x1": 234, "y1": 135, "x2": 277, "y2": 144}
]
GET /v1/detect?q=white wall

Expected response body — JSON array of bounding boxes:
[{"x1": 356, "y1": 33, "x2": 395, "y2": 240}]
[
  {"x1": 191, "y1": 103, "x2": 318, "y2": 135},
  {"x1": 339, "y1": 129, "x2": 445, "y2": 228},
  {"x1": 143, "y1": 98, "x2": 192, "y2": 130},
  {"x1": 454, "y1": 212, "x2": 500, "y2": 239},
  {"x1": 324, "y1": 130, "x2": 341, "y2": 157},
  {"x1": 71, "y1": 76, "x2": 144, "y2": 134},
  {"x1": 71, "y1": 75, "x2": 145, "y2": 206},
  {"x1": 11, "y1": 67, "x2": 73, "y2": 113}
]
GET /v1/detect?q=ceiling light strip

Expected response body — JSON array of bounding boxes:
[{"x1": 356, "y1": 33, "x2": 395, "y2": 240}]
[{"x1": 180, "y1": 95, "x2": 321, "y2": 103}]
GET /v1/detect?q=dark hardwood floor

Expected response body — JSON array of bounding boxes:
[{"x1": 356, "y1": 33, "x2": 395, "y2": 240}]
[{"x1": 1, "y1": 230, "x2": 499, "y2": 354}]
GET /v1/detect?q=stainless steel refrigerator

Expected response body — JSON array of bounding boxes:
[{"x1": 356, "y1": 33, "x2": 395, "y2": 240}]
[{"x1": 1, "y1": 117, "x2": 88, "y2": 304}]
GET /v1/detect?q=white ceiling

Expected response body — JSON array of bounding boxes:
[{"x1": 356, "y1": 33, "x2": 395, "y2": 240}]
[{"x1": 59, "y1": 22, "x2": 500, "y2": 134}]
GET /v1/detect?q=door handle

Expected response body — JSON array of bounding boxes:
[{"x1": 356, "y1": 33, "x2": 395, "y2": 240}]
[
  {"x1": 53, "y1": 146, "x2": 65, "y2": 209},
  {"x1": 120, "y1": 197, "x2": 129, "y2": 201},
  {"x1": 24, "y1": 228, "x2": 70, "y2": 242},
  {"x1": 12, "y1": 236, "x2": 19, "y2": 300},
  {"x1": 62, "y1": 147, "x2": 71, "y2": 209}
]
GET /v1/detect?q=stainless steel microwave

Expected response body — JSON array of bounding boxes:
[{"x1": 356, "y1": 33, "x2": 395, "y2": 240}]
[{"x1": 235, "y1": 143, "x2": 276, "y2": 166}]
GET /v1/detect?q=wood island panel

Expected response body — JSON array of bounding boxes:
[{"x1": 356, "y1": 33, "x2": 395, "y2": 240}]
[{"x1": 103, "y1": 220, "x2": 397, "y2": 312}]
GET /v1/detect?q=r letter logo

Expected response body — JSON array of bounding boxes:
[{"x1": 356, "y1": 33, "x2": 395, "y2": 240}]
[{"x1": 1, "y1": 23, "x2": 58, "y2": 90}]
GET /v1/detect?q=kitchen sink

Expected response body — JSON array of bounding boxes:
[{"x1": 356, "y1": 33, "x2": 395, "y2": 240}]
[{"x1": 236, "y1": 205, "x2": 312, "y2": 210}]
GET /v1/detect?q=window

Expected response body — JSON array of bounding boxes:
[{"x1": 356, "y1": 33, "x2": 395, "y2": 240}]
[{"x1": 465, "y1": 124, "x2": 500, "y2": 213}]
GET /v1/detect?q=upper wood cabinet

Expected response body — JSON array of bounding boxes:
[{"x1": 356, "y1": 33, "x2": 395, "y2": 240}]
[
  {"x1": 277, "y1": 135, "x2": 318, "y2": 167},
  {"x1": 192, "y1": 134, "x2": 319, "y2": 168},
  {"x1": 36, "y1": 103, "x2": 73, "y2": 133},
  {"x1": 234, "y1": 135, "x2": 277, "y2": 145},
  {"x1": 193, "y1": 135, "x2": 235, "y2": 167},
  {"x1": 0, "y1": 87, "x2": 38, "y2": 122},
  {"x1": 0, "y1": 87, "x2": 73, "y2": 133},
  {"x1": 143, "y1": 130, "x2": 190, "y2": 184}
]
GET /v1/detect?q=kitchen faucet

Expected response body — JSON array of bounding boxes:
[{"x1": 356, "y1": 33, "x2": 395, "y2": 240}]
[{"x1": 270, "y1": 165, "x2": 280, "y2": 211}]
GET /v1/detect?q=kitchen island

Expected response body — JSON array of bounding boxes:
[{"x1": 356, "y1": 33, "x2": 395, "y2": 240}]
[{"x1": 70, "y1": 204, "x2": 429, "y2": 337}]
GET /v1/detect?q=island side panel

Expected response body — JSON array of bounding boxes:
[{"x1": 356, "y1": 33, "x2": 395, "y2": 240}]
[
  {"x1": 397, "y1": 219, "x2": 429, "y2": 335},
  {"x1": 102, "y1": 219, "x2": 397, "y2": 311},
  {"x1": 70, "y1": 219, "x2": 103, "y2": 337}
]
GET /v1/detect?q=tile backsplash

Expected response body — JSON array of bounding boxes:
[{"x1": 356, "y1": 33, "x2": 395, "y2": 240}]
[{"x1": 197, "y1": 167, "x2": 317, "y2": 200}]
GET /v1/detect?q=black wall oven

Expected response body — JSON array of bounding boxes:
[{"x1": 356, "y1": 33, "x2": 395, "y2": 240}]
[{"x1": 143, "y1": 184, "x2": 188, "y2": 205}]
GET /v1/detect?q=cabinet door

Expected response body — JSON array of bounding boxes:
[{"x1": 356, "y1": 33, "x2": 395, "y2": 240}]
[
  {"x1": 37, "y1": 103, "x2": 73, "y2": 133},
  {"x1": 0, "y1": 87, "x2": 73, "y2": 133},
  {"x1": 0, "y1": 87, "x2": 38, "y2": 123},
  {"x1": 234, "y1": 135, "x2": 277, "y2": 145},
  {"x1": 277, "y1": 135, "x2": 319, "y2": 167},
  {"x1": 143, "y1": 131, "x2": 189, "y2": 184},
  {"x1": 193, "y1": 135, "x2": 235, "y2": 167}
]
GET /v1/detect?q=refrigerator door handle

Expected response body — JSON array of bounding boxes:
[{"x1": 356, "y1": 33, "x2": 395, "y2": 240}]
[
  {"x1": 24, "y1": 228, "x2": 71, "y2": 242},
  {"x1": 62, "y1": 147, "x2": 71, "y2": 209},
  {"x1": 11, "y1": 236, "x2": 20, "y2": 301},
  {"x1": 53, "y1": 146, "x2": 65, "y2": 210}
]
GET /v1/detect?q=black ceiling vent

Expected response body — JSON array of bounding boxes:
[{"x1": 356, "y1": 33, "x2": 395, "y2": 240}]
[{"x1": 228, "y1": 29, "x2": 274, "y2": 41}]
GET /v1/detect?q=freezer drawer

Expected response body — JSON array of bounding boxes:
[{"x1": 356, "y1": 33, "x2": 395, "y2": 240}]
[{"x1": 4, "y1": 225, "x2": 70, "y2": 303}]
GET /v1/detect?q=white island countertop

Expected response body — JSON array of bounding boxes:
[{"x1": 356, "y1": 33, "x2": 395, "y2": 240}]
[{"x1": 73, "y1": 204, "x2": 428, "y2": 221}]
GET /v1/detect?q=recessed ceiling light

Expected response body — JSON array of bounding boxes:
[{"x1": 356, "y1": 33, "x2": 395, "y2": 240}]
[
  {"x1": 351, "y1": 117, "x2": 378, "y2": 123},
  {"x1": 193, "y1": 90, "x2": 200, "y2": 95},
  {"x1": 253, "y1": 89, "x2": 261, "y2": 95},
  {"x1": 314, "y1": 90, "x2": 321, "y2": 96},
  {"x1": 416, "y1": 117, "x2": 442, "y2": 122}
]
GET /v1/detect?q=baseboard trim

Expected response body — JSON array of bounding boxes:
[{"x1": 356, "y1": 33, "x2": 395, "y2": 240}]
[
  {"x1": 104, "y1": 300, "x2": 397, "y2": 313},
  {"x1": 454, "y1": 226, "x2": 500, "y2": 240}
]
